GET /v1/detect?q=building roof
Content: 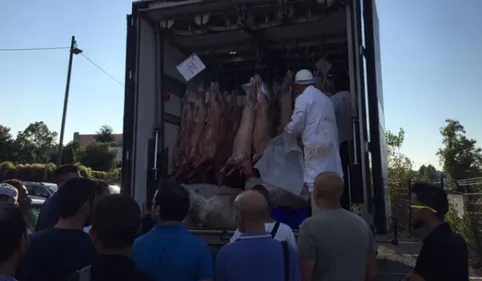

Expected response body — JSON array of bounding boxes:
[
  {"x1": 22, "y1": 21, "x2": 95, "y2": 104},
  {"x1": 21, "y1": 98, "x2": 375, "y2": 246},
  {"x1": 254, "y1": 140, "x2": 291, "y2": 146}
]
[{"x1": 73, "y1": 132, "x2": 123, "y2": 148}]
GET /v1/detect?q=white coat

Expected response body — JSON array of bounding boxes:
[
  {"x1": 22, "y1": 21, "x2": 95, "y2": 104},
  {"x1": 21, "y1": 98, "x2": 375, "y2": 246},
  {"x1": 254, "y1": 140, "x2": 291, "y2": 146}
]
[{"x1": 285, "y1": 85, "x2": 343, "y2": 192}]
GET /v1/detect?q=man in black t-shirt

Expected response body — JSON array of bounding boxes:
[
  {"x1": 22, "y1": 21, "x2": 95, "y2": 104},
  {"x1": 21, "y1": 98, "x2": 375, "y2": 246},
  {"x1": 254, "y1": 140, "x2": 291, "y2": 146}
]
[
  {"x1": 69, "y1": 194, "x2": 154, "y2": 281},
  {"x1": 36, "y1": 164, "x2": 81, "y2": 231},
  {"x1": 406, "y1": 182, "x2": 469, "y2": 281},
  {"x1": 16, "y1": 178, "x2": 99, "y2": 281}
]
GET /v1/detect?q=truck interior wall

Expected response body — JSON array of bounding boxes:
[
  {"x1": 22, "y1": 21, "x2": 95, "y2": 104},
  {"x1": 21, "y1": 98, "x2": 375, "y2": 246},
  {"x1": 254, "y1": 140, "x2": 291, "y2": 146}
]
[{"x1": 161, "y1": 39, "x2": 187, "y2": 175}]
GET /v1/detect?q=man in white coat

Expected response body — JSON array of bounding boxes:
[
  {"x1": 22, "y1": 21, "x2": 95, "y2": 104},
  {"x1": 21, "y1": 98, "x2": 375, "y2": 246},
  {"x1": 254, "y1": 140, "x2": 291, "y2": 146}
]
[{"x1": 284, "y1": 69, "x2": 343, "y2": 214}]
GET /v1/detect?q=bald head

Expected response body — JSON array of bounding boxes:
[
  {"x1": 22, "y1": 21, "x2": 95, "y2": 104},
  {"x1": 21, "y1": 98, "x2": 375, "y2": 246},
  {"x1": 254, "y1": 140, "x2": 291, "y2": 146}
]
[
  {"x1": 234, "y1": 190, "x2": 268, "y2": 222},
  {"x1": 314, "y1": 172, "x2": 344, "y2": 202}
]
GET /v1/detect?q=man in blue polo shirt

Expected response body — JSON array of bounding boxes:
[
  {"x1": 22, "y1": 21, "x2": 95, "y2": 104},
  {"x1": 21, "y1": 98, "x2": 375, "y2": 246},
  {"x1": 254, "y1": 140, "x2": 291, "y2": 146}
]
[
  {"x1": 132, "y1": 182, "x2": 213, "y2": 281},
  {"x1": 215, "y1": 190, "x2": 301, "y2": 281}
]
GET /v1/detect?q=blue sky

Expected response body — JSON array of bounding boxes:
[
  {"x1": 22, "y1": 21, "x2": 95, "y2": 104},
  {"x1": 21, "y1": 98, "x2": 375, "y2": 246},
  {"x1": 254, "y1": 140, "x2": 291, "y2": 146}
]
[{"x1": 1, "y1": 0, "x2": 481, "y2": 170}]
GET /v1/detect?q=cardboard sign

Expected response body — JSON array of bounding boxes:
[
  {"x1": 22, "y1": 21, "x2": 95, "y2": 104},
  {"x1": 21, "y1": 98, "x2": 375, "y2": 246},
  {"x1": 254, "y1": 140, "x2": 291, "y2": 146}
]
[{"x1": 176, "y1": 53, "x2": 206, "y2": 82}]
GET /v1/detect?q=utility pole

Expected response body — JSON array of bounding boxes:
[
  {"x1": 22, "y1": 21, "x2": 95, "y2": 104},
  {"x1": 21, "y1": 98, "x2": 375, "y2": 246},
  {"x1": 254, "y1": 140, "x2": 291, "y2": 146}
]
[{"x1": 56, "y1": 36, "x2": 82, "y2": 167}]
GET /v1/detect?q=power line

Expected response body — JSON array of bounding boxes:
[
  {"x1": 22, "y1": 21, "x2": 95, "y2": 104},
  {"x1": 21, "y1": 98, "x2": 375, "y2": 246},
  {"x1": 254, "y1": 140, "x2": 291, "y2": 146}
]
[
  {"x1": 0, "y1": 47, "x2": 70, "y2": 51},
  {"x1": 80, "y1": 53, "x2": 124, "y2": 87},
  {"x1": 0, "y1": 45, "x2": 124, "y2": 87}
]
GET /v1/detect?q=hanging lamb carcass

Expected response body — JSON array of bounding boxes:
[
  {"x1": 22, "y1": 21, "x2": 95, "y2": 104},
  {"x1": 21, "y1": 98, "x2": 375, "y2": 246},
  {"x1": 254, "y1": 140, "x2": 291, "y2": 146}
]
[{"x1": 221, "y1": 76, "x2": 258, "y2": 178}]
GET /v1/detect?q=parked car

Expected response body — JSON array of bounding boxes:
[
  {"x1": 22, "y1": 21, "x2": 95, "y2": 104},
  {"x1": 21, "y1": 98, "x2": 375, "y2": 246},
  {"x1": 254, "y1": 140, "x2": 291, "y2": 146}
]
[
  {"x1": 25, "y1": 182, "x2": 57, "y2": 198},
  {"x1": 26, "y1": 195, "x2": 46, "y2": 232},
  {"x1": 108, "y1": 185, "x2": 120, "y2": 194}
]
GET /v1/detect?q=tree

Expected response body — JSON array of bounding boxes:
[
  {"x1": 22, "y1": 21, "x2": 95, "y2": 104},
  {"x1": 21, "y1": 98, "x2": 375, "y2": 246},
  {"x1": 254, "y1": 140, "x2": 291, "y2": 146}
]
[
  {"x1": 418, "y1": 164, "x2": 437, "y2": 181},
  {"x1": 77, "y1": 142, "x2": 117, "y2": 171},
  {"x1": 14, "y1": 122, "x2": 57, "y2": 163},
  {"x1": 386, "y1": 128, "x2": 413, "y2": 182},
  {"x1": 0, "y1": 125, "x2": 17, "y2": 162},
  {"x1": 94, "y1": 125, "x2": 115, "y2": 145},
  {"x1": 437, "y1": 119, "x2": 482, "y2": 181},
  {"x1": 50, "y1": 140, "x2": 80, "y2": 165}
]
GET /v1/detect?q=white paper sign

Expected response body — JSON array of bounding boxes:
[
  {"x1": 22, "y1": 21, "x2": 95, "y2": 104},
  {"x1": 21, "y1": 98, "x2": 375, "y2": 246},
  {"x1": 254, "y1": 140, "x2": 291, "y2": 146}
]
[{"x1": 176, "y1": 54, "x2": 206, "y2": 82}]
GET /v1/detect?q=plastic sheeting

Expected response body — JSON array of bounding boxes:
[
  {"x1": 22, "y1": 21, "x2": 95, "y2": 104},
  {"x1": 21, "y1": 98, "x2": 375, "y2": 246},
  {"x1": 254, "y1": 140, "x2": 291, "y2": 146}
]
[
  {"x1": 182, "y1": 184, "x2": 240, "y2": 228},
  {"x1": 254, "y1": 132, "x2": 306, "y2": 196}
]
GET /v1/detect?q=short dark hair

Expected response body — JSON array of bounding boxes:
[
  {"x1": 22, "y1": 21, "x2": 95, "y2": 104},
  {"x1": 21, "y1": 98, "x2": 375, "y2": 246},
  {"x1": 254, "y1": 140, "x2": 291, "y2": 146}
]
[
  {"x1": 91, "y1": 194, "x2": 141, "y2": 249},
  {"x1": 3, "y1": 179, "x2": 24, "y2": 191},
  {"x1": 327, "y1": 66, "x2": 350, "y2": 92},
  {"x1": 412, "y1": 182, "x2": 449, "y2": 218},
  {"x1": 334, "y1": 74, "x2": 350, "y2": 92},
  {"x1": 0, "y1": 206, "x2": 26, "y2": 262},
  {"x1": 54, "y1": 164, "x2": 79, "y2": 178},
  {"x1": 57, "y1": 178, "x2": 97, "y2": 219},
  {"x1": 92, "y1": 179, "x2": 110, "y2": 196},
  {"x1": 154, "y1": 182, "x2": 190, "y2": 221},
  {"x1": 252, "y1": 184, "x2": 272, "y2": 210}
]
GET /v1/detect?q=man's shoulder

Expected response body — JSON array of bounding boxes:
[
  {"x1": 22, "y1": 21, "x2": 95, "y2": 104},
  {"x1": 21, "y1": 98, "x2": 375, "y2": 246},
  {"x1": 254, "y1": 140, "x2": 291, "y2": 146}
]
[
  {"x1": 425, "y1": 228, "x2": 468, "y2": 251},
  {"x1": 43, "y1": 193, "x2": 57, "y2": 205},
  {"x1": 30, "y1": 228, "x2": 53, "y2": 241},
  {"x1": 135, "y1": 229, "x2": 208, "y2": 249},
  {"x1": 302, "y1": 209, "x2": 368, "y2": 227},
  {"x1": 134, "y1": 231, "x2": 156, "y2": 247},
  {"x1": 182, "y1": 232, "x2": 210, "y2": 250}
]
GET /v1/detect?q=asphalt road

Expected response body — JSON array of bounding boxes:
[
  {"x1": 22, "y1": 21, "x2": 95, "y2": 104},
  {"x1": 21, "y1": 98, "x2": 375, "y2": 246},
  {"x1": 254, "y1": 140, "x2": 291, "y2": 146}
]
[{"x1": 377, "y1": 239, "x2": 482, "y2": 280}]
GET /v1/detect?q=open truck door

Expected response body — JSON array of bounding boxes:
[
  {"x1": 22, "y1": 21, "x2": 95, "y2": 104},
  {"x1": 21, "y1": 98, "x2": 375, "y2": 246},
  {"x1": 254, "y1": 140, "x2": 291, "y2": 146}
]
[
  {"x1": 363, "y1": 0, "x2": 390, "y2": 234},
  {"x1": 121, "y1": 0, "x2": 390, "y2": 237}
]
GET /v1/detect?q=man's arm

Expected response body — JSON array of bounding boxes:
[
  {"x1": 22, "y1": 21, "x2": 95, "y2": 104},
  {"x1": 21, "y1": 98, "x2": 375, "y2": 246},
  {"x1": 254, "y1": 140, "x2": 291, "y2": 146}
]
[
  {"x1": 285, "y1": 95, "x2": 309, "y2": 136},
  {"x1": 197, "y1": 243, "x2": 214, "y2": 281},
  {"x1": 297, "y1": 222, "x2": 316, "y2": 281}
]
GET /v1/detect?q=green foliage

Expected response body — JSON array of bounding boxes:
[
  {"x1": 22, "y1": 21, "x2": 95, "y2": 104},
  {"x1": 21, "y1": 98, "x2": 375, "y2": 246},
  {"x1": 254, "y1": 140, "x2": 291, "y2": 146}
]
[
  {"x1": 76, "y1": 142, "x2": 118, "y2": 171},
  {"x1": 0, "y1": 122, "x2": 118, "y2": 173},
  {"x1": 386, "y1": 128, "x2": 413, "y2": 182},
  {"x1": 0, "y1": 162, "x2": 120, "y2": 184},
  {"x1": 437, "y1": 119, "x2": 482, "y2": 181},
  {"x1": 14, "y1": 122, "x2": 57, "y2": 164},
  {"x1": 0, "y1": 125, "x2": 16, "y2": 162},
  {"x1": 50, "y1": 141, "x2": 81, "y2": 165},
  {"x1": 446, "y1": 201, "x2": 482, "y2": 260},
  {"x1": 417, "y1": 164, "x2": 438, "y2": 181},
  {"x1": 94, "y1": 125, "x2": 115, "y2": 145}
]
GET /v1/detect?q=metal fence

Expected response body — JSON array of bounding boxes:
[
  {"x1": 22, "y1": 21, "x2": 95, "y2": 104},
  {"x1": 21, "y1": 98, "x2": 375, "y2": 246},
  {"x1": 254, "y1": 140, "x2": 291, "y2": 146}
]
[{"x1": 388, "y1": 178, "x2": 482, "y2": 259}]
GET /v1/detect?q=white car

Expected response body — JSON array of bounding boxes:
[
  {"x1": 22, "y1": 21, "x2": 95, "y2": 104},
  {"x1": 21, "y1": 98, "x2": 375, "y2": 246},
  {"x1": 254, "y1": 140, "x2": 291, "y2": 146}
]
[{"x1": 25, "y1": 182, "x2": 57, "y2": 198}]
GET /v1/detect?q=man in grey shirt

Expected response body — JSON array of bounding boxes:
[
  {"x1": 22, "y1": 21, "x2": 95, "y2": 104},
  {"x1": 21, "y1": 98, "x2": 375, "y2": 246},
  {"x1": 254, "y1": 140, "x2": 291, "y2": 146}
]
[{"x1": 297, "y1": 172, "x2": 378, "y2": 281}]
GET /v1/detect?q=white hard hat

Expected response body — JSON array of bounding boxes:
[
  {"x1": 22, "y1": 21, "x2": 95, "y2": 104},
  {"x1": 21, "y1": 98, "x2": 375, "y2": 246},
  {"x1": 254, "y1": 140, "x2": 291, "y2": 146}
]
[{"x1": 294, "y1": 69, "x2": 314, "y2": 85}]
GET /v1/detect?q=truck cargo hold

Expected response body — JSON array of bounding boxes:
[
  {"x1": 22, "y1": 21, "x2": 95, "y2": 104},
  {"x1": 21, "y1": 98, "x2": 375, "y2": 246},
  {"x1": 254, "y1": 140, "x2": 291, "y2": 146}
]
[{"x1": 122, "y1": 0, "x2": 389, "y2": 242}]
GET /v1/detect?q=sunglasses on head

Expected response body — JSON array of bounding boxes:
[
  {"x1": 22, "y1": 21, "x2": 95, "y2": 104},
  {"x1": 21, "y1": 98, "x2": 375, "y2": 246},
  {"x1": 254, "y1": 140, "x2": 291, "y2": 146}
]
[{"x1": 410, "y1": 203, "x2": 437, "y2": 213}]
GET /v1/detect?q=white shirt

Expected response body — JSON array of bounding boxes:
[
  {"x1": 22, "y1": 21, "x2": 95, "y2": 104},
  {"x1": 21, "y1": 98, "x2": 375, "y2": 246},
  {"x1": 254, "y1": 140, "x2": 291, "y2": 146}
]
[
  {"x1": 230, "y1": 222, "x2": 298, "y2": 250},
  {"x1": 83, "y1": 226, "x2": 91, "y2": 233},
  {"x1": 285, "y1": 85, "x2": 343, "y2": 190}
]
